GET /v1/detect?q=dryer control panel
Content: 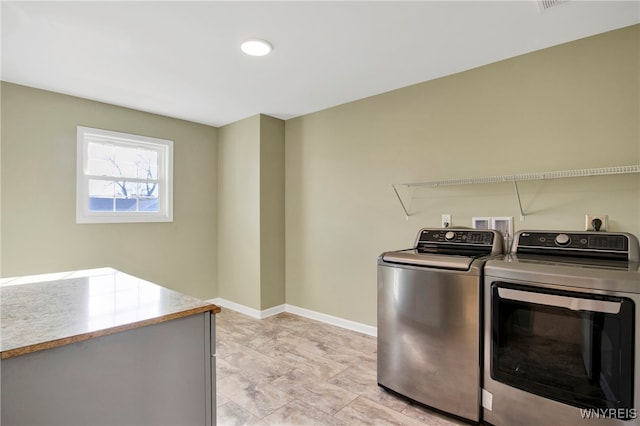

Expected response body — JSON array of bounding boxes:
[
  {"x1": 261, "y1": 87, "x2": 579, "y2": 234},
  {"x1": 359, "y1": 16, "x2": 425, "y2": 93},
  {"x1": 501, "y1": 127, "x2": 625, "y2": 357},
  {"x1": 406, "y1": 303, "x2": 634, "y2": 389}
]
[{"x1": 513, "y1": 230, "x2": 640, "y2": 262}]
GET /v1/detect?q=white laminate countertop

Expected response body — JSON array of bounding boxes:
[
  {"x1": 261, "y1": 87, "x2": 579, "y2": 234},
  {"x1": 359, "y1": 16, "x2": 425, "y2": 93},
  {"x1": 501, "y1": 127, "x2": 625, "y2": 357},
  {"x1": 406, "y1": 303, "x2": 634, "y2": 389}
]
[{"x1": 0, "y1": 267, "x2": 220, "y2": 359}]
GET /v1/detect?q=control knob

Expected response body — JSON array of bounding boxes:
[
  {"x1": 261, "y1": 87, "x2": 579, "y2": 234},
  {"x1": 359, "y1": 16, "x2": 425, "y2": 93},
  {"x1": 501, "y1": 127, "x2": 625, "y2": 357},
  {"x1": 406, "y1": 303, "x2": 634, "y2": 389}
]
[
  {"x1": 555, "y1": 233, "x2": 571, "y2": 246},
  {"x1": 445, "y1": 231, "x2": 456, "y2": 241}
]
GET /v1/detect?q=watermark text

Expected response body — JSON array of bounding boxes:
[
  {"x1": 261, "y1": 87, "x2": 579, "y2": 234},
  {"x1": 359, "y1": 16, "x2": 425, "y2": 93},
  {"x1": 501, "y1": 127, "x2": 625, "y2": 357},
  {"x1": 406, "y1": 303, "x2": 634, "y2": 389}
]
[{"x1": 580, "y1": 408, "x2": 637, "y2": 420}]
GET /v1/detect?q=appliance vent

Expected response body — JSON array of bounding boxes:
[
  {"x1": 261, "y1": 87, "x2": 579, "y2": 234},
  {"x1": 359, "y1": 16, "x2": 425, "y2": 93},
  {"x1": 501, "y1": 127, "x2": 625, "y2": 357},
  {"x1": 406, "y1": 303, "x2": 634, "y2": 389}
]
[{"x1": 537, "y1": 0, "x2": 569, "y2": 11}]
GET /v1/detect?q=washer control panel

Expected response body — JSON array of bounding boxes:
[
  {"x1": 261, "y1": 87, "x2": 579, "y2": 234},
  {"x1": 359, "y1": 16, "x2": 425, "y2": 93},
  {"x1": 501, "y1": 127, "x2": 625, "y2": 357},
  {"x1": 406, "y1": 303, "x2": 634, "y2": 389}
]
[{"x1": 417, "y1": 229, "x2": 496, "y2": 245}]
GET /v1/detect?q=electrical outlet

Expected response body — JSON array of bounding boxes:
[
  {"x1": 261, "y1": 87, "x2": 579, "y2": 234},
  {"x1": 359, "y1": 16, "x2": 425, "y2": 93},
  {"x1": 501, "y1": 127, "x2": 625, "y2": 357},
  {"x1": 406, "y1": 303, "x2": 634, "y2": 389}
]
[
  {"x1": 442, "y1": 214, "x2": 452, "y2": 228},
  {"x1": 585, "y1": 214, "x2": 608, "y2": 232}
]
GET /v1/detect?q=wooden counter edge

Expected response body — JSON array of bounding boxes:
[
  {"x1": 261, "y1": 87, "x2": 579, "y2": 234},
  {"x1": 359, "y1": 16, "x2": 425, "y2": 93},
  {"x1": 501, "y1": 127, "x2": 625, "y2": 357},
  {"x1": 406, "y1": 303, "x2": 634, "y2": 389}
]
[{"x1": 0, "y1": 303, "x2": 221, "y2": 360}]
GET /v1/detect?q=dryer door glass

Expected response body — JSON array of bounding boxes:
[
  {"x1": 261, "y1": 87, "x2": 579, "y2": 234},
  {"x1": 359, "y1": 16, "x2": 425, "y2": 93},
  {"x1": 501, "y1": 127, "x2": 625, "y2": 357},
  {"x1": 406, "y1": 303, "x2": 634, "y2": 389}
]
[{"x1": 490, "y1": 282, "x2": 634, "y2": 415}]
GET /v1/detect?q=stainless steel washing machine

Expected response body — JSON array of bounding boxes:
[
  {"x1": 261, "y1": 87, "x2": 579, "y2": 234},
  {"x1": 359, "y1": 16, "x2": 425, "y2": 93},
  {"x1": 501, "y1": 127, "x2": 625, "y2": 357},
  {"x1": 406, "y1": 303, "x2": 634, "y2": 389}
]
[
  {"x1": 377, "y1": 228, "x2": 504, "y2": 422},
  {"x1": 482, "y1": 230, "x2": 640, "y2": 426}
]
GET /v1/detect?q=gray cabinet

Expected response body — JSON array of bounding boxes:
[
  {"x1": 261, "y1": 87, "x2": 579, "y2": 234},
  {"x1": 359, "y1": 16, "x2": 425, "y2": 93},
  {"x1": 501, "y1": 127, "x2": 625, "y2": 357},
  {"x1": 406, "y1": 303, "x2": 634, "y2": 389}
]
[{"x1": 1, "y1": 312, "x2": 215, "y2": 426}]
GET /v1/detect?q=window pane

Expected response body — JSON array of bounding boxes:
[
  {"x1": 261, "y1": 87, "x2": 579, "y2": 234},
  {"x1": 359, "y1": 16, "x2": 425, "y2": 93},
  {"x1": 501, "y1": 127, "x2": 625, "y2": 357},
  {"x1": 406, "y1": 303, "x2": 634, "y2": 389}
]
[
  {"x1": 88, "y1": 142, "x2": 113, "y2": 160},
  {"x1": 138, "y1": 183, "x2": 159, "y2": 212},
  {"x1": 87, "y1": 158, "x2": 114, "y2": 176},
  {"x1": 114, "y1": 181, "x2": 137, "y2": 199},
  {"x1": 137, "y1": 182, "x2": 157, "y2": 198},
  {"x1": 115, "y1": 181, "x2": 138, "y2": 212},
  {"x1": 87, "y1": 142, "x2": 115, "y2": 176},
  {"x1": 115, "y1": 198, "x2": 138, "y2": 212},
  {"x1": 88, "y1": 180, "x2": 114, "y2": 211},
  {"x1": 113, "y1": 146, "x2": 137, "y2": 178},
  {"x1": 137, "y1": 149, "x2": 158, "y2": 180},
  {"x1": 89, "y1": 197, "x2": 114, "y2": 211},
  {"x1": 88, "y1": 179, "x2": 114, "y2": 197}
]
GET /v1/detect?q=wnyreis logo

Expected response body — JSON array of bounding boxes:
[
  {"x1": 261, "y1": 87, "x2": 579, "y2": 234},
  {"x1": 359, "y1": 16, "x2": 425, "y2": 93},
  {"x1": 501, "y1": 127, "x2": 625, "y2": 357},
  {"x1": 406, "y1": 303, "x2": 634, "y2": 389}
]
[{"x1": 580, "y1": 408, "x2": 637, "y2": 420}]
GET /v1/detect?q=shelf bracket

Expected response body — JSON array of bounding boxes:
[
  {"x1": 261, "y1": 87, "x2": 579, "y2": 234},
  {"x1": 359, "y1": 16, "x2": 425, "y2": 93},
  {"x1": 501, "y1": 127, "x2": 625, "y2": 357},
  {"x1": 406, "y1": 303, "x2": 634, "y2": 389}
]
[
  {"x1": 512, "y1": 179, "x2": 525, "y2": 220},
  {"x1": 392, "y1": 184, "x2": 410, "y2": 219}
]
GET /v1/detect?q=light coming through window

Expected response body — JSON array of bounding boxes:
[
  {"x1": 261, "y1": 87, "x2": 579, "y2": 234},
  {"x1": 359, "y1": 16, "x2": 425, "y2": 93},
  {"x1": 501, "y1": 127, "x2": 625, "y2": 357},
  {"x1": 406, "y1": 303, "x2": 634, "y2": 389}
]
[{"x1": 76, "y1": 126, "x2": 173, "y2": 223}]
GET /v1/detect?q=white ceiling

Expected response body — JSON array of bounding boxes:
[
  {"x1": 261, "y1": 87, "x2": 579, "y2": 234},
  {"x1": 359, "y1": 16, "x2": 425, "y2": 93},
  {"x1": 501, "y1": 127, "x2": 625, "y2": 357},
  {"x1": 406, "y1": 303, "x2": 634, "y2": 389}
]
[{"x1": 2, "y1": 1, "x2": 639, "y2": 127}]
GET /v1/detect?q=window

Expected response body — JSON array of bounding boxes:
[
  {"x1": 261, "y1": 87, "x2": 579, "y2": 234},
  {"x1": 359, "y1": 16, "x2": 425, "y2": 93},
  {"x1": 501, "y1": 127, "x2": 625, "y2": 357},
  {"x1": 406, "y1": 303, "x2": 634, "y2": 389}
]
[{"x1": 77, "y1": 126, "x2": 173, "y2": 223}]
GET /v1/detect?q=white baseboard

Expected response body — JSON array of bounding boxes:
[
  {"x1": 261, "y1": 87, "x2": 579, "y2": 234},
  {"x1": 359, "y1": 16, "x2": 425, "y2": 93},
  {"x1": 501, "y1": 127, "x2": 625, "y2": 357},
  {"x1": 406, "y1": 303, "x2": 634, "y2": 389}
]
[
  {"x1": 208, "y1": 298, "x2": 377, "y2": 337},
  {"x1": 284, "y1": 304, "x2": 377, "y2": 337},
  {"x1": 208, "y1": 298, "x2": 285, "y2": 319}
]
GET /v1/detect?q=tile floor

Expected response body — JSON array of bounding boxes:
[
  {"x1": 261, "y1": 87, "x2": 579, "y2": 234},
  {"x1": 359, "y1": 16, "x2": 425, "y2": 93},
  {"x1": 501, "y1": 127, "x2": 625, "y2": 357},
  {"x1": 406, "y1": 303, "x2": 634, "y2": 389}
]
[{"x1": 215, "y1": 308, "x2": 467, "y2": 426}]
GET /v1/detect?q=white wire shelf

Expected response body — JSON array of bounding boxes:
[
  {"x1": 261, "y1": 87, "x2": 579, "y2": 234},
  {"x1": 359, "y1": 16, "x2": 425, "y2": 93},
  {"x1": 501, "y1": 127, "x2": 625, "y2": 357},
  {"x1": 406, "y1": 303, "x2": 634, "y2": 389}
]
[{"x1": 392, "y1": 165, "x2": 640, "y2": 219}]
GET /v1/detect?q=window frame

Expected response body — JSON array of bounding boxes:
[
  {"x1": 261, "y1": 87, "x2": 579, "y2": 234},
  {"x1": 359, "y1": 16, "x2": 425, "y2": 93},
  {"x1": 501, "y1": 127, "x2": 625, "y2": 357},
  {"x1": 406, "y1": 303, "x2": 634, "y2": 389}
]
[{"x1": 76, "y1": 126, "x2": 174, "y2": 224}]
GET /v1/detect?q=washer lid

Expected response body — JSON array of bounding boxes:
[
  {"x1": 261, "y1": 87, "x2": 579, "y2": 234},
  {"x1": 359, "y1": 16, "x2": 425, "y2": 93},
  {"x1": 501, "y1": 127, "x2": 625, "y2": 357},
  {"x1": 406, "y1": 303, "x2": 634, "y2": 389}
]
[{"x1": 381, "y1": 250, "x2": 474, "y2": 270}]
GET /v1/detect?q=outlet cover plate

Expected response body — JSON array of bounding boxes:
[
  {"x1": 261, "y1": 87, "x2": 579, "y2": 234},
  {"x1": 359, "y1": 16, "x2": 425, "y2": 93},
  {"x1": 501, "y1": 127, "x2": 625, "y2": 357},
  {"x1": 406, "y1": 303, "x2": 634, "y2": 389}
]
[{"x1": 585, "y1": 214, "x2": 608, "y2": 232}]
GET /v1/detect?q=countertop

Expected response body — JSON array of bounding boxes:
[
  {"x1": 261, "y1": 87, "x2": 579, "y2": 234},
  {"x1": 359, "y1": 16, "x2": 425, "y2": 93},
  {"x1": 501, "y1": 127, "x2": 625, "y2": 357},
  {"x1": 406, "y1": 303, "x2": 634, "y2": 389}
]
[{"x1": 0, "y1": 268, "x2": 220, "y2": 359}]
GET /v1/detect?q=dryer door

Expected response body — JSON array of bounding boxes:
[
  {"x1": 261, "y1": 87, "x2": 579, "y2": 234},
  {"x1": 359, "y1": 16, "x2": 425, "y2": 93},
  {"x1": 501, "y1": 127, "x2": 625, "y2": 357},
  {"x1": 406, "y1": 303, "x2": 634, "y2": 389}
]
[{"x1": 490, "y1": 282, "x2": 634, "y2": 415}]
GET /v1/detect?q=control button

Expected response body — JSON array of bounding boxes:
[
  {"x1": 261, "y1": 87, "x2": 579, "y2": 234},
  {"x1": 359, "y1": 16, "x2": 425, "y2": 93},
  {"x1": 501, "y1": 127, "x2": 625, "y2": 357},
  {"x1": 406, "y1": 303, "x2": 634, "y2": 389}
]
[
  {"x1": 555, "y1": 234, "x2": 571, "y2": 246},
  {"x1": 445, "y1": 231, "x2": 456, "y2": 241}
]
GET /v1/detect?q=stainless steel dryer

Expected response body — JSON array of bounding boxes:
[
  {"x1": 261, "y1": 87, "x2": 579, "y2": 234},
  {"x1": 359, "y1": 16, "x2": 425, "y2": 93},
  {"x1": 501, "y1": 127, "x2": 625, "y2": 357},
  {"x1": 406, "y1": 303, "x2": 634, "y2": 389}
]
[
  {"x1": 482, "y1": 230, "x2": 640, "y2": 426},
  {"x1": 378, "y1": 228, "x2": 504, "y2": 422}
]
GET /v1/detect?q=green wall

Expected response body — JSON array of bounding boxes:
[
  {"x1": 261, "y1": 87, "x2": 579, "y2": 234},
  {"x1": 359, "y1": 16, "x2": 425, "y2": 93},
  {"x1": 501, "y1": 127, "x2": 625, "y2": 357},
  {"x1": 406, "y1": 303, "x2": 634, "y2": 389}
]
[
  {"x1": 285, "y1": 25, "x2": 640, "y2": 326},
  {"x1": 217, "y1": 114, "x2": 285, "y2": 311},
  {"x1": 217, "y1": 115, "x2": 262, "y2": 309},
  {"x1": 259, "y1": 115, "x2": 285, "y2": 311},
  {"x1": 1, "y1": 83, "x2": 219, "y2": 299}
]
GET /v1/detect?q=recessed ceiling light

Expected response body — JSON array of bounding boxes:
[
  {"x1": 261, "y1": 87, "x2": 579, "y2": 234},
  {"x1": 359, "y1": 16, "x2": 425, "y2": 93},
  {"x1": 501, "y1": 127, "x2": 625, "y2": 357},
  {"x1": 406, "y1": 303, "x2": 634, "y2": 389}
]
[{"x1": 240, "y1": 39, "x2": 272, "y2": 57}]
